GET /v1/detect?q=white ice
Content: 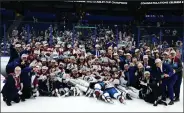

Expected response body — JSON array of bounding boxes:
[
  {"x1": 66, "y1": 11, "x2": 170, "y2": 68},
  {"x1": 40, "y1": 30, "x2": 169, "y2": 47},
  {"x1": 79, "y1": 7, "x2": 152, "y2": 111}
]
[{"x1": 1, "y1": 75, "x2": 183, "y2": 112}]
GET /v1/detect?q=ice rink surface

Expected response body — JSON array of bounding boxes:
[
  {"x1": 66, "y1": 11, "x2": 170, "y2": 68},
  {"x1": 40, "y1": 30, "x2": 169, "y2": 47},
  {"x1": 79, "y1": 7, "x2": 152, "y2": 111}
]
[{"x1": 1, "y1": 75, "x2": 183, "y2": 112}]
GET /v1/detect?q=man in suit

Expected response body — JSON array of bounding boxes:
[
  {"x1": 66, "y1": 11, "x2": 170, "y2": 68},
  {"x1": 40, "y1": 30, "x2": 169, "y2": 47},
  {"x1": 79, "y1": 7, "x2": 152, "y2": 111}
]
[
  {"x1": 1, "y1": 66, "x2": 25, "y2": 106},
  {"x1": 170, "y1": 50, "x2": 183, "y2": 102},
  {"x1": 8, "y1": 42, "x2": 22, "y2": 64},
  {"x1": 155, "y1": 58, "x2": 174, "y2": 105}
]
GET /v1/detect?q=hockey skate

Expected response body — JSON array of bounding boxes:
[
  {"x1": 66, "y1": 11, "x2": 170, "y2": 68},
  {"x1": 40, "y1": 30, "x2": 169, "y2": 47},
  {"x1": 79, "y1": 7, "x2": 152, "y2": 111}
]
[
  {"x1": 55, "y1": 89, "x2": 60, "y2": 97},
  {"x1": 85, "y1": 88, "x2": 94, "y2": 97},
  {"x1": 118, "y1": 96, "x2": 126, "y2": 104},
  {"x1": 126, "y1": 93, "x2": 132, "y2": 100},
  {"x1": 31, "y1": 88, "x2": 38, "y2": 98},
  {"x1": 101, "y1": 94, "x2": 114, "y2": 104},
  {"x1": 59, "y1": 88, "x2": 70, "y2": 97},
  {"x1": 94, "y1": 90, "x2": 101, "y2": 99},
  {"x1": 70, "y1": 87, "x2": 82, "y2": 96}
]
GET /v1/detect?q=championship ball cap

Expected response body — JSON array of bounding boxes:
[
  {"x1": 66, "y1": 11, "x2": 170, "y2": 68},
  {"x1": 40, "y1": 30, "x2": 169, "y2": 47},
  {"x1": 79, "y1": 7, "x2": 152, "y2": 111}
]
[
  {"x1": 41, "y1": 57, "x2": 46, "y2": 61},
  {"x1": 163, "y1": 52, "x2": 169, "y2": 55},
  {"x1": 170, "y1": 50, "x2": 176, "y2": 54},
  {"x1": 114, "y1": 47, "x2": 117, "y2": 50},
  {"x1": 118, "y1": 49, "x2": 123, "y2": 52},
  {"x1": 154, "y1": 50, "x2": 159, "y2": 53},
  {"x1": 145, "y1": 49, "x2": 151, "y2": 52},
  {"x1": 35, "y1": 42, "x2": 41, "y2": 45},
  {"x1": 70, "y1": 56, "x2": 75, "y2": 59},
  {"x1": 80, "y1": 56, "x2": 85, "y2": 59},
  {"x1": 15, "y1": 43, "x2": 21, "y2": 48},
  {"x1": 113, "y1": 53, "x2": 118, "y2": 56},
  {"x1": 95, "y1": 44, "x2": 100, "y2": 48},
  {"x1": 79, "y1": 45, "x2": 83, "y2": 48},
  {"x1": 67, "y1": 44, "x2": 72, "y2": 48},
  {"x1": 35, "y1": 65, "x2": 40, "y2": 68},
  {"x1": 87, "y1": 52, "x2": 92, "y2": 56},
  {"x1": 125, "y1": 53, "x2": 132, "y2": 56},
  {"x1": 55, "y1": 44, "x2": 60, "y2": 48},
  {"x1": 155, "y1": 58, "x2": 162, "y2": 63},
  {"x1": 44, "y1": 43, "x2": 48, "y2": 46},
  {"x1": 50, "y1": 73, "x2": 55, "y2": 76},
  {"x1": 100, "y1": 50, "x2": 106, "y2": 54},
  {"x1": 21, "y1": 54, "x2": 28, "y2": 58},
  {"x1": 57, "y1": 41, "x2": 62, "y2": 44},
  {"x1": 26, "y1": 44, "x2": 31, "y2": 47},
  {"x1": 72, "y1": 68, "x2": 78, "y2": 72},
  {"x1": 34, "y1": 50, "x2": 40, "y2": 54},
  {"x1": 112, "y1": 67, "x2": 118, "y2": 72},
  {"x1": 42, "y1": 66, "x2": 48, "y2": 70},
  {"x1": 51, "y1": 59, "x2": 56, "y2": 62},
  {"x1": 53, "y1": 51, "x2": 58, "y2": 54},
  {"x1": 42, "y1": 41, "x2": 47, "y2": 44},
  {"x1": 59, "y1": 62, "x2": 65, "y2": 66},
  {"x1": 144, "y1": 71, "x2": 150, "y2": 75},
  {"x1": 135, "y1": 49, "x2": 140, "y2": 53},
  {"x1": 124, "y1": 64, "x2": 129, "y2": 67}
]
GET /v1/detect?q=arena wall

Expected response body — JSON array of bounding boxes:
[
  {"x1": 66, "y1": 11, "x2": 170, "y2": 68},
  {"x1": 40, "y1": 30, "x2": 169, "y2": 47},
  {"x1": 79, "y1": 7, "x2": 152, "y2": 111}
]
[{"x1": 1, "y1": 57, "x2": 9, "y2": 76}]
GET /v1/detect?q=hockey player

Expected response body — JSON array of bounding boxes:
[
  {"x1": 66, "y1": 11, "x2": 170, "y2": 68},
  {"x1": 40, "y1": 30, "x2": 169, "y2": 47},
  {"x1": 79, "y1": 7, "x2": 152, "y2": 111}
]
[
  {"x1": 40, "y1": 57, "x2": 48, "y2": 66},
  {"x1": 92, "y1": 68, "x2": 125, "y2": 104},
  {"x1": 143, "y1": 55, "x2": 152, "y2": 73},
  {"x1": 30, "y1": 66, "x2": 40, "y2": 97},
  {"x1": 38, "y1": 66, "x2": 50, "y2": 96},
  {"x1": 78, "y1": 56, "x2": 87, "y2": 70},
  {"x1": 54, "y1": 68, "x2": 84, "y2": 97},
  {"x1": 66, "y1": 56, "x2": 78, "y2": 73},
  {"x1": 102, "y1": 68, "x2": 125, "y2": 104}
]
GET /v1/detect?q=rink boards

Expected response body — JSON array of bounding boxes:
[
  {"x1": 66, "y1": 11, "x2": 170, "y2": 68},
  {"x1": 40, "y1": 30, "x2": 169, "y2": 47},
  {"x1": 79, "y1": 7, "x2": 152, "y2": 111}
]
[{"x1": 1, "y1": 57, "x2": 9, "y2": 77}]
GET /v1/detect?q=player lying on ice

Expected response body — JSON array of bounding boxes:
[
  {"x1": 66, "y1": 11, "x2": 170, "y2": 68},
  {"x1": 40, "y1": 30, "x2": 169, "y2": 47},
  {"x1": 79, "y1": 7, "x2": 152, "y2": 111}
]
[{"x1": 70, "y1": 67, "x2": 131, "y2": 104}]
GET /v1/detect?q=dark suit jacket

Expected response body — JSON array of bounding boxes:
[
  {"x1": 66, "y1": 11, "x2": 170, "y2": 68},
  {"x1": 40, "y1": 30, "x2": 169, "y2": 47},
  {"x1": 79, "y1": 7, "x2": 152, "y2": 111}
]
[
  {"x1": 8, "y1": 44, "x2": 20, "y2": 64},
  {"x1": 154, "y1": 63, "x2": 173, "y2": 82},
  {"x1": 1, "y1": 74, "x2": 21, "y2": 100}
]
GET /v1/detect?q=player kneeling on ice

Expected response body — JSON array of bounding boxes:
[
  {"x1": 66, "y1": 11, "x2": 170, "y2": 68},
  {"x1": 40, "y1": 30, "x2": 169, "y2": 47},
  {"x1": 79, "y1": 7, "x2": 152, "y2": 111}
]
[
  {"x1": 38, "y1": 66, "x2": 51, "y2": 96},
  {"x1": 139, "y1": 71, "x2": 167, "y2": 106},
  {"x1": 30, "y1": 66, "x2": 40, "y2": 98}
]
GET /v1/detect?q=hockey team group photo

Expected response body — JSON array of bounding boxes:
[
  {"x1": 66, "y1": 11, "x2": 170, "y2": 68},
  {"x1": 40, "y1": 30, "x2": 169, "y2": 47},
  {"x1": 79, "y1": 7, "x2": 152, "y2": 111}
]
[{"x1": 0, "y1": 1, "x2": 183, "y2": 112}]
